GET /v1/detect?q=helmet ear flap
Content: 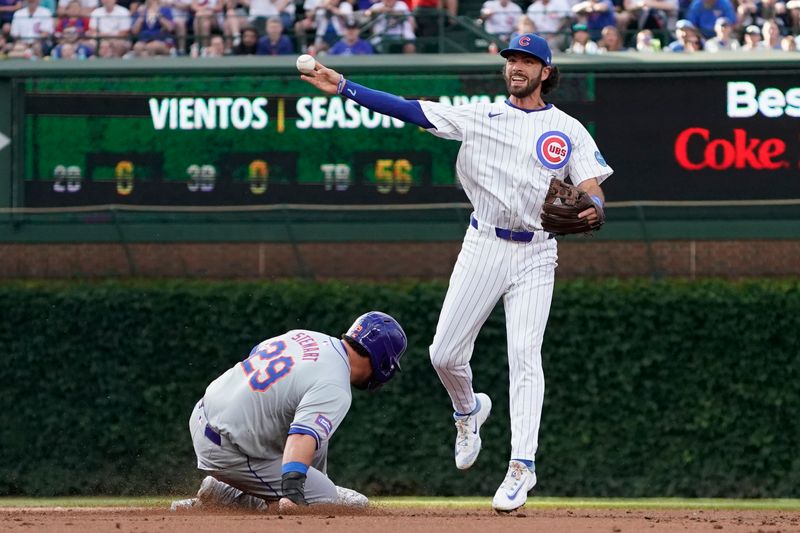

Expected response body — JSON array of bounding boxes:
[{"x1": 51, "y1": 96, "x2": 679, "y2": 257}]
[{"x1": 379, "y1": 355, "x2": 395, "y2": 379}]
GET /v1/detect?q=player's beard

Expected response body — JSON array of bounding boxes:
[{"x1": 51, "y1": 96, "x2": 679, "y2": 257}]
[{"x1": 503, "y1": 69, "x2": 543, "y2": 98}]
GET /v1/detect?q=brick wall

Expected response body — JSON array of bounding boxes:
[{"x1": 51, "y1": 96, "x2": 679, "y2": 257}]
[{"x1": 1, "y1": 240, "x2": 799, "y2": 279}]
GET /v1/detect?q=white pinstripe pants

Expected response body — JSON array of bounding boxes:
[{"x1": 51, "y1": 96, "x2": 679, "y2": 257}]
[{"x1": 429, "y1": 217, "x2": 557, "y2": 461}]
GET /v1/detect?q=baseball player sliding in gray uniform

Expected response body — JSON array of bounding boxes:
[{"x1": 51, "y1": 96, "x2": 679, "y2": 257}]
[
  {"x1": 301, "y1": 33, "x2": 612, "y2": 512},
  {"x1": 171, "y1": 311, "x2": 407, "y2": 511}
]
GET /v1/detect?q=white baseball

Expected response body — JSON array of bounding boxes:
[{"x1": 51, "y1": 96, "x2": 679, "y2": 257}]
[{"x1": 296, "y1": 54, "x2": 316, "y2": 75}]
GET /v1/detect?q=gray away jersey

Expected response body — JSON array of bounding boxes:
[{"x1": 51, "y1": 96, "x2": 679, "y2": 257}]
[
  {"x1": 202, "y1": 330, "x2": 352, "y2": 460},
  {"x1": 419, "y1": 100, "x2": 613, "y2": 232}
]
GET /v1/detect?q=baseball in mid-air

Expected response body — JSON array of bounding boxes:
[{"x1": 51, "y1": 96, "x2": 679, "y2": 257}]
[{"x1": 296, "y1": 54, "x2": 316, "y2": 74}]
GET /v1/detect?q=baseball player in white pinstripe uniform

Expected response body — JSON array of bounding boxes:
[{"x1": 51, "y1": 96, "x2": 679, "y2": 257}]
[{"x1": 301, "y1": 32, "x2": 612, "y2": 512}]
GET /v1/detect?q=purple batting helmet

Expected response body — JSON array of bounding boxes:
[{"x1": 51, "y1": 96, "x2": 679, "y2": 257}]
[{"x1": 343, "y1": 311, "x2": 407, "y2": 391}]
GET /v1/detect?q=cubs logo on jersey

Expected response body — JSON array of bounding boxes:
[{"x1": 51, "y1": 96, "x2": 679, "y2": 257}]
[{"x1": 535, "y1": 131, "x2": 571, "y2": 170}]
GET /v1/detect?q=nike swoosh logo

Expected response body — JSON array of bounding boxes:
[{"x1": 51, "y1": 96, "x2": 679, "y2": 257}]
[
  {"x1": 506, "y1": 483, "x2": 524, "y2": 499},
  {"x1": 488, "y1": 112, "x2": 503, "y2": 118},
  {"x1": 347, "y1": 89, "x2": 357, "y2": 97}
]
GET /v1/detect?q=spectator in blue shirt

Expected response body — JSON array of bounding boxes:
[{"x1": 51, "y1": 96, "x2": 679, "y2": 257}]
[
  {"x1": 686, "y1": 0, "x2": 735, "y2": 38},
  {"x1": 572, "y1": 0, "x2": 617, "y2": 40},
  {"x1": 131, "y1": 0, "x2": 175, "y2": 54},
  {"x1": 257, "y1": 15, "x2": 294, "y2": 54},
  {"x1": 329, "y1": 19, "x2": 374, "y2": 54},
  {"x1": 51, "y1": 25, "x2": 93, "y2": 58}
]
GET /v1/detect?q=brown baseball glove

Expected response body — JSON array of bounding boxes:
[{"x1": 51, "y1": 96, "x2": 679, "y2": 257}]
[{"x1": 540, "y1": 178, "x2": 605, "y2": 235}]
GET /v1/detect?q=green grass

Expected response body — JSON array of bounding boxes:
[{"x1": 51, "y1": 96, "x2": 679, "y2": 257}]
[
  {"x1": 373, "y1": 497, "x2": 800, "y2": 511},
  {"x1": 2, "y1": 497, "x2": 800, "y2": 511},
  {"x1": 0, "y1": 497, "x2": 172, "y2": 508}
]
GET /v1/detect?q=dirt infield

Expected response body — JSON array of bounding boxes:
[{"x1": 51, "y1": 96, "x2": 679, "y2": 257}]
[{"x1": 3, "y1": 505, "x2": 799, "y2": 533}]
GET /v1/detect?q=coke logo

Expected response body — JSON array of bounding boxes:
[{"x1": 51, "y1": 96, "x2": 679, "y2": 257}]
[{"x1": 674, "y1": 127, "x2": 790, "y2": 170}]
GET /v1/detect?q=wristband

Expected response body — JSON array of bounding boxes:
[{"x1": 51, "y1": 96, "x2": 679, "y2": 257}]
[
  {"x1": 281, "y1": 461, "x2": 309, "y2": 475},
  {"x1": 337, "y1": 75, "x2": 346, "y2": 95},
  {"x1": 589, "y1": 195, "x2": 604, "y2": 209}
]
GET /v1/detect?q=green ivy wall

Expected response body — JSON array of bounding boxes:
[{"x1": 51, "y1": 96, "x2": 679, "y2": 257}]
[{"x1": 1, "y1": 280, "x2": 798, "y2": 497}]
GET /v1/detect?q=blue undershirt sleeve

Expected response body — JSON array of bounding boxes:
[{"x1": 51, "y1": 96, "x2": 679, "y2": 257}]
[{"x1": 340, "y1": 80, "x2": 435, "y2": 130}]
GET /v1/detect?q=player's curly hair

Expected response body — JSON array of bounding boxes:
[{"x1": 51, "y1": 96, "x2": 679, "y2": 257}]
[{"x1": 542, "y1": 65, "x2": 560, "y2": 96}]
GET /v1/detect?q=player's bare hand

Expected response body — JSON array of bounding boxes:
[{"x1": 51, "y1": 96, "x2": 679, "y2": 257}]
[
  {"x1": 278, "y1": 497, "x2": 301, "y2": 514},
  {"x1": 300, "y1": 61, "x2": 342, "y2": 95},
  {"x1": 577, "y1": 207, "x2": 599, "y2": 223}
]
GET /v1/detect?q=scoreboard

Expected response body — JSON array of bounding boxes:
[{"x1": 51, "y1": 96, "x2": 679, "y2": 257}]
[
  {"x1": 11, "y1": 59, "x2": 800, "y2": 207},
  {"x1": 22, "y1": 74, "x2": 509, "y2": 207}
]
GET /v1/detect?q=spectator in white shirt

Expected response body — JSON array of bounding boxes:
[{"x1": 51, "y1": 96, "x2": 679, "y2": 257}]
[
  {"x1": 246, "y1": 0, "x2": 294, "y2": 31},
  {"x1": 480, "y1": 0, "x2": 522, "y2": 40},
  {"x1": 526, "y1": 0, "x2": 572, "y2": 50},
  {"x1": 11, "y1": 0, "x2": 55, "y2": 43},
  {"x1": 365, "y1": 0, "x2": 415, "y2": 53},
  {"x1": 88, "y1": 0, "x2": 131, "y2": 55}
]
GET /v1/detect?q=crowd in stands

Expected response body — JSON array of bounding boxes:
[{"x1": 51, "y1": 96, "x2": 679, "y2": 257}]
[
  {"x1": 485, "y1": 0, "x2": 800, "y2": 52},
  {"x1": 0, "y1": 0, "x2": 798, "y2": 59}
]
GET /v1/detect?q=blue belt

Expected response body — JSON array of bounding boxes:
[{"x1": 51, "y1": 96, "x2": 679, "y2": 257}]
[
  {"x1": 470, "y1": 215, "x2": 552, "y2": 242},
  {"x1": 205, "y1": 424, "x2": 222, "y2": 446}
]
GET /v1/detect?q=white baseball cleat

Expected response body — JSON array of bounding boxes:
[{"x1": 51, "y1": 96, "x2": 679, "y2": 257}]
[
  {"x1": 335, "y1": 486, "x2": 369, "y2": 507},
  {"x1": 196, "y1": 475, "x2": 269, "y2": 511},
  {"x1": 453, "y1": 392, "x2": 492, "y2": 470},
  {"x1": 170, "y1": 477, "x2": 224, "y2": 511},
  {"x1": 169, "y1": 497, "x2": 200, "y2": 511},
  {"x1": 491, "y1": 460, "x2": 537, "y2": 512}
]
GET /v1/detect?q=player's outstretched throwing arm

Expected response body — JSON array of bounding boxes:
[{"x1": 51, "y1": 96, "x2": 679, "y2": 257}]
[{"x1": 300, "y1": 61, "x2": 435, "y2": 129}]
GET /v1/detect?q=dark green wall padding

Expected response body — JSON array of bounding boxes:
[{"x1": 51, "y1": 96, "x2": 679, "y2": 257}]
[{"x1": 1, "y1": 279, "x2": 798, "y2": 497}]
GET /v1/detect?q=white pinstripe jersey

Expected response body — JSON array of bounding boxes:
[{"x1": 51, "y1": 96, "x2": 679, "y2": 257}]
[
  {"x1": 419, "y1": 100, "x2": 613, "y2": 231},
  {"x1": 202, "y1": 330, "x2": 352, "y2": 460}
]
